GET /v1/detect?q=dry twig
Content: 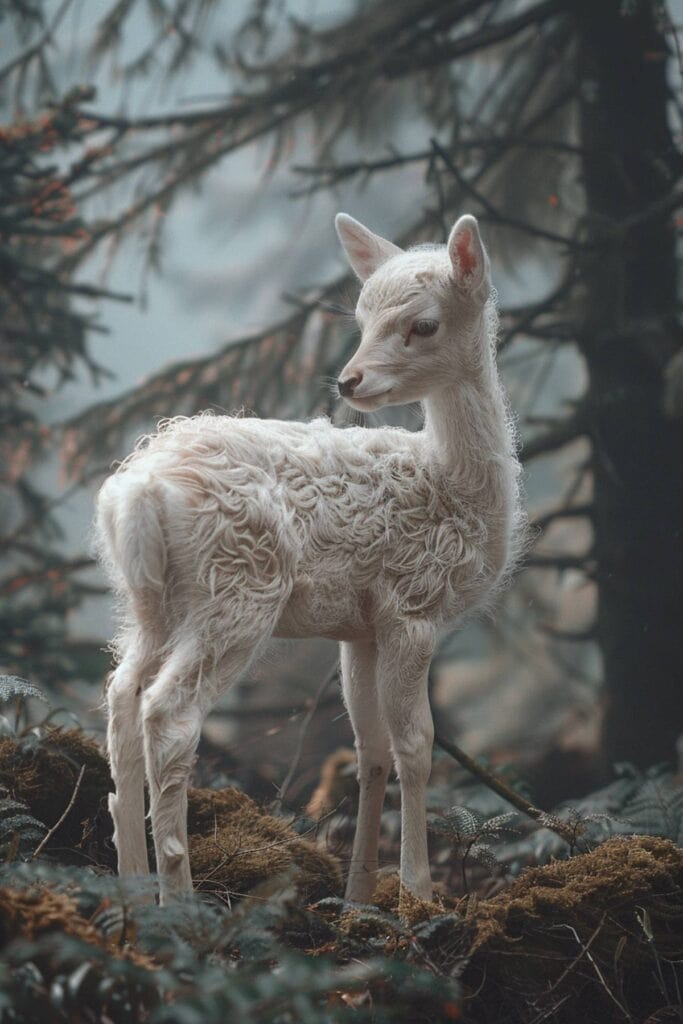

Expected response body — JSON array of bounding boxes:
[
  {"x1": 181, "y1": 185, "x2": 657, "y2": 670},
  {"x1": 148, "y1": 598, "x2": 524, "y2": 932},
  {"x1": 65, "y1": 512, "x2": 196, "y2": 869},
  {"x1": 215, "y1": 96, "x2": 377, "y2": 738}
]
[
  {"x1": 32, "y1": 764, "x2": 86, "y2": 858},
  {"x1": 434, "y1": 733, "x2": 574, "y2": 845},
  {"x1": 273, "y1": 664, "x2": 340, "y2": 812}
]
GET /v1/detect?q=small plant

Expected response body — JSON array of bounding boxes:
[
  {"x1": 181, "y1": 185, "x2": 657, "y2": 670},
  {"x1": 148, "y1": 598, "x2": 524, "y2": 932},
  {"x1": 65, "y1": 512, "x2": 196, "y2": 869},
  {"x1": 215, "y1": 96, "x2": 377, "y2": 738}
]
[
  {"x1": 0, "y1": 675, "x2": 81, "y2": 746},
  {"x1": 0, "y1": 861, "x2": 463, "y2": 1023},
  {"x1": 429, "y1": 807, "x2": 519, "y2": 893},
  {"x1": 0, "y1": 677, "x2": 50, "y2": 739},
  {"x1": 537, "y1": 806, "x2": 620, "y2": 856},
  {"x1": 0, "y1": 795, "x2": 46, "y2": 862},
  {"x1": 614, "y1": 764, "x2": 683, "y2": 845}
]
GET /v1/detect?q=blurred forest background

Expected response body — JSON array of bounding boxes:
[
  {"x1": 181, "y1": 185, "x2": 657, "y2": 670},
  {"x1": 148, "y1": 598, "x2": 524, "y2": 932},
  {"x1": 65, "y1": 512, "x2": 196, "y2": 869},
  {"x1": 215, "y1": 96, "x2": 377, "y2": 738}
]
[{"x1": 2, "y1": 0, "x2": 683, "y2": 815}]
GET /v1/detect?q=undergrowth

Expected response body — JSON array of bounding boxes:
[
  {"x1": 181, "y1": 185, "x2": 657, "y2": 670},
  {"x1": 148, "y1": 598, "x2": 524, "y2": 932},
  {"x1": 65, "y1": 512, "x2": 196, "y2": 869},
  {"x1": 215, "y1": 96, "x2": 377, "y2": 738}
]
[{"x1": 0, "y1": 679, "x2": 681, "y2": 1023}]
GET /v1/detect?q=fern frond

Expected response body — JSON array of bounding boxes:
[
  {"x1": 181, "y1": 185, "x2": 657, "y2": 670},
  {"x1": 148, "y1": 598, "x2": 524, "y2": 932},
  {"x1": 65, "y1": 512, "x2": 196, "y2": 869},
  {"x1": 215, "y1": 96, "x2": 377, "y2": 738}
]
[
  {"x1": 0, "y1": 797, "x2": 32, "y2": 816},
  {"x1": 435, "y1": 806, "x2": 482, "y2": 838},
  {"x1": 0, "y1": 814, "x2": 47, "y2": 839},
  {"x1": 0, "y1": 794, "x2": 47, "y2": 859},
  {"x1": 0, "y1": 676, "x2": 50, "y2": 707},
  {"x1": 481, "y1": 812, "x2": 518, "y2": 834},
  {"x1": 468, "y1": 843, "x2": 500, "y2": 874}
]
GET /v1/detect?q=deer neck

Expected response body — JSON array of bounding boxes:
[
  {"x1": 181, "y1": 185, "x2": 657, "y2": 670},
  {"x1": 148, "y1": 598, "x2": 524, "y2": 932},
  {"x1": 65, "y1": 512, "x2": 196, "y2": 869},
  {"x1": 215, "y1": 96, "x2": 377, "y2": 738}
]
[{"x1": 422, "y1": 312, "x2": 513, "y2": 503}]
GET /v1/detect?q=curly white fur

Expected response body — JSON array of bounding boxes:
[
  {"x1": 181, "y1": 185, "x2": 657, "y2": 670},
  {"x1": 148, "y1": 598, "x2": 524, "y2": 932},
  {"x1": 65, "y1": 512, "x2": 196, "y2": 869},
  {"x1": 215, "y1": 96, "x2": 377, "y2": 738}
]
[{"x1": 96, "y1": 213, "x2": 523, "y2": 904}]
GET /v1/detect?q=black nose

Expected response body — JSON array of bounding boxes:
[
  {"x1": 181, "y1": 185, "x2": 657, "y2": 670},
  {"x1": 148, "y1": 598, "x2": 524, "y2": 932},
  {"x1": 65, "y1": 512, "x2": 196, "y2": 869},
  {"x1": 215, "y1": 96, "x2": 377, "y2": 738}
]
[{"x1": 338, "y1": 375, "x2": 362, "y2": 398}]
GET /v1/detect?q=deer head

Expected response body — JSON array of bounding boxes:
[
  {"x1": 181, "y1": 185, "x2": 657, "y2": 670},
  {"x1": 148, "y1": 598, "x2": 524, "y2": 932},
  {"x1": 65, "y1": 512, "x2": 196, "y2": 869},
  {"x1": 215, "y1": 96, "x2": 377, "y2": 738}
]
[{"x1": 335, "y1": 213, "x2": 492, "y2": 410}]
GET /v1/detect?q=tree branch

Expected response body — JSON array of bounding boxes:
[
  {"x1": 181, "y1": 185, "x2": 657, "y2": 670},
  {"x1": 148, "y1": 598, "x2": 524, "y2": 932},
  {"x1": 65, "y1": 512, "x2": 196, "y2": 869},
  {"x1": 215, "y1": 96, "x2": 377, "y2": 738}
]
[
  {"x1": 431, "y1": 137, "x2": 583, "y2": 249},
  {"x1": 32, "y1": 764, "x2": 85, "y2": 858},
  {"x1": 387, "y1": 0, "x2": 564, "y2": 75},
  {"x1": 522, "y1": 408, "x2": 588, "y2": 461},
  {"x1": 434, "y1": 731, "x2": 574, "y2": 844},
  {"x1": 0, "y1": 0, "x2": 74, "y2": 82},
  {"x1": 525, "y1": 552, "x2": 593, "y2": 571},
  {"x1": 273, "y1": 663, "x2": 339, "y2": 813},
  {"x1": 531, "y1": 502, "x2": 593, "y2": 532}
]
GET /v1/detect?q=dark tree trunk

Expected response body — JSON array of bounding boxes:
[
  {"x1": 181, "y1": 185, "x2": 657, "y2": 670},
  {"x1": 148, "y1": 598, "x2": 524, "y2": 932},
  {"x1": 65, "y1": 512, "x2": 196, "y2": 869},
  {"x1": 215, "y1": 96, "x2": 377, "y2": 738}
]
[{"x1": 572, "y1": 0, "x2": 683, "y2": 768}]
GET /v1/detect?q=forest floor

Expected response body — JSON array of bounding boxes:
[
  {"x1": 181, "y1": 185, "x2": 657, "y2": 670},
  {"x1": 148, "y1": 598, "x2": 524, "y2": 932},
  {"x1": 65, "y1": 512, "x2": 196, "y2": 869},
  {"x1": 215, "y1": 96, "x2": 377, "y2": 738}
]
[{"x1": 0, "y1": 698, "x2": 682, "y2": 1023}]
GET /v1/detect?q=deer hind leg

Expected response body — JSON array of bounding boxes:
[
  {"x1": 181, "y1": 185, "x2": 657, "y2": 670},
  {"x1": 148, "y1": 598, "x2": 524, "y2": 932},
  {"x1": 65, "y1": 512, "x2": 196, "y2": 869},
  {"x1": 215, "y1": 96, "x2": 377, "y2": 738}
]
[
  {"x1": 142, "y1": 623, "x2": 276, "y2": 905},
  {"x1": 376, "y1": 621, "x2": 435, "y2": 902},
  {"x1": 341, "y1": 639, "x2": 392, "y2": 903},
  {"x1": 106, "y1": 633, "x2": 158, "y2": 879}
]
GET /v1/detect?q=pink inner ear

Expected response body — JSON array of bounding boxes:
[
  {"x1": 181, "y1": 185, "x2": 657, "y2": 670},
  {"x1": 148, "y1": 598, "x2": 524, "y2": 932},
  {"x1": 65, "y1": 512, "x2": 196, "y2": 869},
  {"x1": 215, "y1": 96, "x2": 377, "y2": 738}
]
[{"x1": 456, "y1": 229, "x2": 477, "y2": 277}]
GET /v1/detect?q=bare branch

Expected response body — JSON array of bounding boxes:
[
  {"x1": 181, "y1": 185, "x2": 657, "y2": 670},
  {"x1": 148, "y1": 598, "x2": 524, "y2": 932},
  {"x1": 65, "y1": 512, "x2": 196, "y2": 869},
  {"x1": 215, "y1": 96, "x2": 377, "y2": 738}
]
[
  {"x1": 273, "y1": 663, "x2": 339, "y2": 813},
  {"x1": 291, "y1": 135, "x2": 583, "y2": 197},
  {"x1": 531, "y1": 502, "x2": 592, "y2": 532},
  {"x1": 0, "y1": 0, "x2": 74, "y2": 83},
  {"x1": 430, "y1": 137, "x2": 583, "y2": 249},
  {"x1": 434, "y1": 731, "x2": 575, "y2": 844},
  {"x1": 405, "y1": 0, "x2": 564, "y2": 72},
  {"x1": 522, "y1": 408, "x2": 588, "y2": 461},
  {"x1": 525, "y1": 553, "x2": 593, "y2": 571},
  {"x1": 32, "y1": 764, "x2": 85, "y2": 858}
]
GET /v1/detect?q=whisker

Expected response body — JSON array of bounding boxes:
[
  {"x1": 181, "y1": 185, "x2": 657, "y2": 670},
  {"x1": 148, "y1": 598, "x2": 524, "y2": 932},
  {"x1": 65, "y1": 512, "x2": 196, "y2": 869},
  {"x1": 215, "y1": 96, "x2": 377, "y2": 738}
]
[
  {"x1": 318, "y1": 301, "x2": 355, "y2": 317},
  {"x1": 319, "y1": 376, "x2": 341, "y2": 397}
]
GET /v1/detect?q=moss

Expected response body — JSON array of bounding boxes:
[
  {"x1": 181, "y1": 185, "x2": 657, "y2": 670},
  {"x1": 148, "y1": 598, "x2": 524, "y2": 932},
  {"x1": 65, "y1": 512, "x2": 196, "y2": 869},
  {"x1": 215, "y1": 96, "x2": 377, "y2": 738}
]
[
  {"x1": 0, "y1": 886, "x2": 153, "y2": 968},
  {"x1": 0, "y1": 728, "x2": 114, "y2": 864},
  {"x1": 187, "y1": 786, "x2": 342, "y2": 902},
  {"x1": 186, "y1": 785, "x2": 254, "y2": 833},
  {"x1": 463, "y1": 836, "x2": 683, "y2": 1022},
  {"x1": 0, "y1": 730, "x2": 342, "y2": 900},
  {"x1": 336, "y1": 838, "x2": 683, "y2": 1019},
  {"x1": 373, "y1": 873, "x2": 449, "y2": 925},
  {"x1": 470, "y1": 834, "x2": 682, "y2": 948}
]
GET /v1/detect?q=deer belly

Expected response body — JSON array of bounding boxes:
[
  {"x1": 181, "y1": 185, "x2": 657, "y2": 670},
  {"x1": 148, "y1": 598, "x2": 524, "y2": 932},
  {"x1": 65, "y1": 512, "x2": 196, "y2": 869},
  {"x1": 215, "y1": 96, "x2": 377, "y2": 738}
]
[{"x1": 274, "y1": 574, "x2": 372, "y2": 641}]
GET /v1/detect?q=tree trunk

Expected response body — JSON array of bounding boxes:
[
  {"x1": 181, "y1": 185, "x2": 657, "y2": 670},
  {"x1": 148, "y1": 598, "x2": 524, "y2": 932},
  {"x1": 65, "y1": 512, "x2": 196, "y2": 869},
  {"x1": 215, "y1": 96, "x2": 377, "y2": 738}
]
[{"x1": 572, "y1": 0, "x2": 683, "y2": 768}]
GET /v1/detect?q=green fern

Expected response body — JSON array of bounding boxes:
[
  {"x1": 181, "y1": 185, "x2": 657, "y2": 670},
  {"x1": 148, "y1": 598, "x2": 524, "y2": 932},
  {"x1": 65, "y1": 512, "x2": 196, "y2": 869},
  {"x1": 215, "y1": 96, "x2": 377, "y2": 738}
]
[
  {"x1": 0, "y1": 796, "x2": 46, "y2": 860},
  {"x1": 498, "y1": 765, "x2": 683, "y2": 875},
  {"x1": 0, "y1": 677, "x2": 51, "y2": 741},
  {"x1": 429, "y1": 807, "x2": 519, "y2": 892},
  {"x1": 0, "y1": 859, "x2": 462, "y2": 1023},
  {"x1": 0, "y1": 677, "x2": 50, "y2": 708}
]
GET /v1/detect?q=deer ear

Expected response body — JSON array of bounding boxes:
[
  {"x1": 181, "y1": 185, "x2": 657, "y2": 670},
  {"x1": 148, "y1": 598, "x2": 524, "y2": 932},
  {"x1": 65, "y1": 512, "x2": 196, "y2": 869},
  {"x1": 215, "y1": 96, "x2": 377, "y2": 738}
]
[
  {"x1": 335, "y1": 213, "x2": 403, "y2": 282},
  {"x1": 448, "y1": 215, "x2": 490, "y2": 296}
]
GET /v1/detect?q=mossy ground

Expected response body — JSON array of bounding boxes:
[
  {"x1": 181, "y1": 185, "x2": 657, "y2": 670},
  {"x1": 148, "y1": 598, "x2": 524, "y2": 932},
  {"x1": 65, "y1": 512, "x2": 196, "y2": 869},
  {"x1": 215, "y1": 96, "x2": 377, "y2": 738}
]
[
  {"x1": 0, "y1": 727, "x2": 115, "y2": 865},
  {"x1": 188, "y1": 786, "x2": 342, "y2": 901},
  {"x1": 0, "y1": 730, "x2": 342, "y2": 900},
  {"x1": 1, "y1": 728, "x2": 681, "y2": 1023}
]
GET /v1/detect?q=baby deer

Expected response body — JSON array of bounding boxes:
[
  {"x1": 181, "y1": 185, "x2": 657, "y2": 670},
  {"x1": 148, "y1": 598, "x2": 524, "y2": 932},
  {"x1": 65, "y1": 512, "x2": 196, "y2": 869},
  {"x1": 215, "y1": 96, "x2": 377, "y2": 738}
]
[{"x1": 96, "y1": 212, "x2": 522, "y2": 904}]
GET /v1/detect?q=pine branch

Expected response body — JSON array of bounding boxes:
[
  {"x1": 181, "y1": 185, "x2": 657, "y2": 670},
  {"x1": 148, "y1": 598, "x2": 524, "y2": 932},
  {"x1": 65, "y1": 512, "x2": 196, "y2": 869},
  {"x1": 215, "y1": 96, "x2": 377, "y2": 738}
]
[
  {"x1": 405, "y1": 0, "x2": 564, "y2": 72},
  {"x1": 61, "y1": 1, "x2": 571, "y2": 271},
  {"x1": 430, "y1": 137, "x2": 583, "y2": 249},
  {"x1": 291, "y1": 135, "x2": 583, "y2": 197},
  {"x1": 0, "y1": 0, "x2": 74, "y2": 82}
]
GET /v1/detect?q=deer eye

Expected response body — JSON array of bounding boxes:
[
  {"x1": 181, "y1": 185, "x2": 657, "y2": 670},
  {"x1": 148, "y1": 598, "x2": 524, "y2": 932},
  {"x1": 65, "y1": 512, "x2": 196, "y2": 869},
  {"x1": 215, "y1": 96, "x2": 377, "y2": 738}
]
[{"x1": 411, "y1": 319, "x2": 439, "y2": 338}]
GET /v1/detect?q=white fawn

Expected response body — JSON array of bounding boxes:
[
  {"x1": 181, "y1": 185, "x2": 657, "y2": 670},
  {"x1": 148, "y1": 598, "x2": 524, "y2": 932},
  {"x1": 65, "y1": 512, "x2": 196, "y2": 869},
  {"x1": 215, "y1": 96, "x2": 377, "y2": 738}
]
[{"x1": 95, "y1": 212, "x2": 522, "y2": 904}]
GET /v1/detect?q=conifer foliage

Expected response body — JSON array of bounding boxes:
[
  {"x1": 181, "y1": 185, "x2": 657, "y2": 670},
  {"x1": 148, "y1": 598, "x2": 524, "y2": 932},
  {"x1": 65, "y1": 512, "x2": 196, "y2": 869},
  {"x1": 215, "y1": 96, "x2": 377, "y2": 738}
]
[{"x1": 1, "y1": 2, "x2": 681, "y2": 767}]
